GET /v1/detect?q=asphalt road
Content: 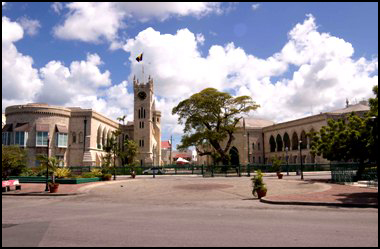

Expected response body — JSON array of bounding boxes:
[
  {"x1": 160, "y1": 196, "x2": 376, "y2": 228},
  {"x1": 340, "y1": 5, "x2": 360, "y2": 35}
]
[{"x1": 2, "y1": 177, "x2": 378, "y2": 247}]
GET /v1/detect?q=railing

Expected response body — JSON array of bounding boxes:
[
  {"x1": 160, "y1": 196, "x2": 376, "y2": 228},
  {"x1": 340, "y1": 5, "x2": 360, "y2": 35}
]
[{"x1": 39, "y1": 163, "x2": 378, "y2": 184}]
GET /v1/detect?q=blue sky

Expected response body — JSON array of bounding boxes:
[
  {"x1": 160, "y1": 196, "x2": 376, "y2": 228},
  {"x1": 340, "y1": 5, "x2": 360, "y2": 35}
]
[{"x1": 2, "y1": 2, "x2": 378, "y2": 148}]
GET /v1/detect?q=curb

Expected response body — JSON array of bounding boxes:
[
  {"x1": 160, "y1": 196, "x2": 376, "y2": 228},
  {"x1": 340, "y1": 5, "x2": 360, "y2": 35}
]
[
  {"x1": 2, "y1": 192, "x2": 83, "y2": 196},
  {"x1": 260, "y1": 197, "x2": 378, "y2": 208}
]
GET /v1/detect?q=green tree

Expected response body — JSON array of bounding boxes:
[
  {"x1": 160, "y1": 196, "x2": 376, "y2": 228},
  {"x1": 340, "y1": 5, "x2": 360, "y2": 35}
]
[
  {"x1": 36, "y1": 155, "x2": 62, "y2": 182},
  {"x1": 172, "y1": 88, "x2": 260, "y2": 165},
  {"x1": 117, "y1": 115, "x2": 127, "y2": 125},
  {"x1": 2, "y1": 145, "x2": 27, "y2": 179},
  {"x1": 366, "y1": 85, "x2": 378, "y2": 163},
  {"x1": 124, "y1": 139, "x2": 138, "y2": 165}
]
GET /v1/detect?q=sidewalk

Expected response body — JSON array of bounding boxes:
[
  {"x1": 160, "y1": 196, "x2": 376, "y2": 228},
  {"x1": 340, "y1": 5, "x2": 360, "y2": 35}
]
[
  {"x1": 1, "y1": 181, "x2": 107, "y2": 196},
  {"x1": 261, "y1": 176, "x2": 378, "y2": 208},
  {"x1": 2, "y1": 174, "x2": 378, "y2": 208}
]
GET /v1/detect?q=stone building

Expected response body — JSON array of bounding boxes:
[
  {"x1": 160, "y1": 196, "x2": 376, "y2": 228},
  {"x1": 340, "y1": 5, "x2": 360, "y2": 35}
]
[
  {"x1": 2, "y1": 76, "x2": 162, "y2": 167},
  {"x1": 197, "y1": 102, "x2": 370, "y2": 166}
]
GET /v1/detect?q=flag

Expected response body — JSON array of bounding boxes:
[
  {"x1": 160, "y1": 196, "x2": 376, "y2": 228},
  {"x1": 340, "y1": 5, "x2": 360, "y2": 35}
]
[{"x1": 136, "y1": 53, "x2": 143, "y2": 62}]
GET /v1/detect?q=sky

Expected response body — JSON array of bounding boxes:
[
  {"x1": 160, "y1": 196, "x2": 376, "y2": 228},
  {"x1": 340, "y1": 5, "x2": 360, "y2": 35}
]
[{"x1": 2, "y1": 2, "x2": 378, "y2": 148}]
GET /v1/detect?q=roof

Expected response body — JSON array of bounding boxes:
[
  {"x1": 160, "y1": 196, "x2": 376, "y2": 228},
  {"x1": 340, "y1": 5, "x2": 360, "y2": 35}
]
[
  {"x1": 173, "y1": 153, "x2": 192, "y2": 159},
  {"x1": 238, "y1": 118, "x2": 275, "y2": 128},
  {"x1": 161, "y1": 140, "x2": 171, "y2": 149},
  {"x1": 327, "y1": 103, "x2": 370, "y2": 115}
]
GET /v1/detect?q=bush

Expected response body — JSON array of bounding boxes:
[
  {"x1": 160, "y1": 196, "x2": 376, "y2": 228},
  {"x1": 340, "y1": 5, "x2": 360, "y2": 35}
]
[
  {"x1": 81, "y1": 172, "x2": 96, "y2": 178},
  {"x1": 251, "y1": 170, "x2": 267, "y2": 197},
  {"x1": 91, "y1": 168, "x2": 103, "y2": 177},
  {"x1": 102, "y1": 173, "x2": 112, "y2": 181},
  {"x1": 55, "y1": 168, "x2": 71, "y2": 179}
]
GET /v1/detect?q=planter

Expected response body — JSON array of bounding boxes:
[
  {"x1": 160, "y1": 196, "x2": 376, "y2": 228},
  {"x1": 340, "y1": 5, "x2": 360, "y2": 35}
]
[
  {"x1": 49, "y1": 183, "x2": 59, "y2": 193},
  {"x1": 257, "y1": 189, "x2": 267, "y2": 199},
  {"x1": 131, "y1": 171, "x2": 136, "y2": 179},
  {"x1": 277, "y1": 173, "x2": 283, "y2": 179}
]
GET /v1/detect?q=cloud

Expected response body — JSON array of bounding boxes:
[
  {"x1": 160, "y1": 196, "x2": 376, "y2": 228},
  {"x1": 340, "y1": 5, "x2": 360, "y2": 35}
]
[
  {"x1": 2, "y1": 17, "x2": 42, "y2": 106},
  {"x1": 123, "y1": 14, "x2": 377, "y2": 130},
  {"x1": 251, "y1": 3, "x2": 260, "y2": 11},
  {"x1": 17, "y1": 17, "x2": 41, "y2": 36},
  {"x1": 53, "y1": 2, "x2": 224, "y2": 47},
  {"x1": 51, "y1": 2, "x2": 63, "y2": 14},
  {"x1": 2, "y1": 12, "x2": 377, "y2": 138},
  {"x1": 36, "y1": 53, "x2": 112, "y2": 105}
]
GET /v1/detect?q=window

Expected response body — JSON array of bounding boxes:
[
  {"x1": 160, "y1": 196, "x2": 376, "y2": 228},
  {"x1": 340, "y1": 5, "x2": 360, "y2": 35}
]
[
  {"x1": 79, "y1": 132, "x2": 83, "y2": 143},
  {"x1": 252, "y1": 143, "x2": 255, "y2": 151},
  {"x1": 72, "y1": 132, "x2": 76, "y2": 143},
  {"x1": 2, "y1": 132, "x2": 12, "y2": 145},
  {"x1": 15, "y1": 131, "x2": 27, "y2": 146},
  {"x1": 55, "y1": 155, "x2": 65, "y2": 167},
  {"x1": 258, "y1": 142, "x2": 261, "y2": 151},
  {"x1": 36, "y1": 132, "x2": 49, "y2": 147},
  {"x1": 139, "y1": 139, "x2": 144, "y2": 147},
  {"x1": 139, "y1": 121, "x2": 144, "y2": 129},
  {"x1": 56, "y1": 133, "x2": 68, "y2": 148},
  {"x1": 157, "y1": 118, "x2": 159, "y2": 123}
]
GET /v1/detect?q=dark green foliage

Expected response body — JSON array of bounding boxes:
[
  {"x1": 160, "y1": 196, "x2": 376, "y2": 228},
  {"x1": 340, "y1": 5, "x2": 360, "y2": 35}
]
[
  {"x1": 172, "y1": 88, "x2": 260, "y2": 164},
  {"x1": 2, "y1": 145, "x2": 27, "y2": 179}
]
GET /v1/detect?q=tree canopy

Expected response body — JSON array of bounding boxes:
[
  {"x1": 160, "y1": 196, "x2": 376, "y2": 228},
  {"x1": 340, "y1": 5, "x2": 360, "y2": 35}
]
[
  {"x1": 309, "y1": 85, "x2": 378, "y2": 179},
  {"x1": 2, "y1": 145, "x2": 27, "y2": 179},
  {"x1": 172, "y1": 88, "x2": 260, "y2": 164}
]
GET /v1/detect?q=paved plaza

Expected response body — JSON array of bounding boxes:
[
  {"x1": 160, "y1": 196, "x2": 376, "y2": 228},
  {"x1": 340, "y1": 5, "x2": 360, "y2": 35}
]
[{"x1": 2, "y1": 173, "x2": 378, "y2": 247}]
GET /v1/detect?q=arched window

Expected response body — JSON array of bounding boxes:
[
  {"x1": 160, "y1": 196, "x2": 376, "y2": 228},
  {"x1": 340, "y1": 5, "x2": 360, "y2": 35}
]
[
  {"x1": 283, "y1": 132, "x2": 290, "y2": 150},
  {"x1": 252, "y1": 142, "x2": 255, "y2": 151},
  {"x1": 79, "y1": 132, "x2": 83, "y2": 143},
  {"x1": 97, "y1": 126, "x2": 102, "y2": 149},
  {"x1": 276, "y1": 134, "x2": 283, "y2": 152},
  {"x1": 72, "y1": 132, "x2": 76, "y2": 144},
  {"x1": 229, "y1": 147, "x2": 240, "y2": 166},
  {"x1": 300, "y1": 130, "x2": 307, "y2": 149},
  {"x1": 269, "y1": 135, "x2": 276, "y2": 152},
  {"x1": 292, "y1": 132, "x2": 299, "y2": 151}
]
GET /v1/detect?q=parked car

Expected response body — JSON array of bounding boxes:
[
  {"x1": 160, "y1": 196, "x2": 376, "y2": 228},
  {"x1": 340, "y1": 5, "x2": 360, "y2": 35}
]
[{"x1": 142, "y1": 167, "x2": 165, "y2": 175}]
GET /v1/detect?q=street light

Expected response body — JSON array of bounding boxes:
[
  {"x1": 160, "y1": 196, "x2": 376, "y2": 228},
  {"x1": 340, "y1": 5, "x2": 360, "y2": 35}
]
[
  {"x1": 299, "y1": 140, "x2": 304, "y2": 180},
  {"x1": 285, "y1": 147, "x2": 289, "y2": 176},
  {"x1": 45, "y1": 135, "x2": 50, "y2": 192}
]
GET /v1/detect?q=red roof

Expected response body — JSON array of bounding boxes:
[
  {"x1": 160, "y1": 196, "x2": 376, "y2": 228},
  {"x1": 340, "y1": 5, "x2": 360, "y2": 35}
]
[
  {"x1": 161, "y1": 140, "x2": 171, "y2": 149},
  {"x1": 173, "y1": 154, "x2": 191, "y2": 159}
]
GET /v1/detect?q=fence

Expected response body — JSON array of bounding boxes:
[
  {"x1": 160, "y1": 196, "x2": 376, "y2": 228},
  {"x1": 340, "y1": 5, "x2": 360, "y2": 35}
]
[
  {"x1": 330, "y1": 163, "x2": 378, "y2": 184},
  {"x1": 58, "y1": 163, "x2": 379, "y2": 184}
]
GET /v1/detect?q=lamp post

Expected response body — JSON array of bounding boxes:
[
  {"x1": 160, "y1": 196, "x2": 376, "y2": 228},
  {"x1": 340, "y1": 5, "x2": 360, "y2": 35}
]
[
  {"x1": 285, "y1": 147, "x2": 289, "y2": 176},
  {"x1": 299, "y1": 140, "x2": 304, "y2": 180},
  {"x1": 247, "y1": 132, "x2": 250, "y2": 164},
  {"x1": 45, "y1": 135, "x2": 50, "y2": 192}
]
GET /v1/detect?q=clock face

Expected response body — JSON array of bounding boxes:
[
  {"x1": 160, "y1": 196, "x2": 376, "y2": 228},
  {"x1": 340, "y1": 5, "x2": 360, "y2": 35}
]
[{"x1": 138, "y1": 91, "x2": 147, "y2": 100}]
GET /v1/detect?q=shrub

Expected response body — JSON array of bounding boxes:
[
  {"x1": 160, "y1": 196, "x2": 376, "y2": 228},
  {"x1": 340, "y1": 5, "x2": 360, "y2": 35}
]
[
  {"x1": 55, "y1": 168, "x2": 71, "y2": 179},
  {"x1": 102, "y1": 173, "x2": 112, "y2": 181},
  {"x1": 251, "y1": 170, "x2": 267, "y2": 197},
  {"x1": 81, "y1": 172, "x2": 96, "y2": 178},
  {"x1": 91, "y1": 168, "x2": 103, "y2": 177}
]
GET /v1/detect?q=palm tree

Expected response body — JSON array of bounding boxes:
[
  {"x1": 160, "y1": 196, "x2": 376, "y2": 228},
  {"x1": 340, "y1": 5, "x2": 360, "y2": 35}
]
[{"x1": 117, "y1": 115, "x2": 127, "y2": 125}]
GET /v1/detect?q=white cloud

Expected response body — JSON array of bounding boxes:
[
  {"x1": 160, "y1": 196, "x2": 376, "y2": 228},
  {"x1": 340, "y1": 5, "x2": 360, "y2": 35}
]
[
  {"x1": 251, "y1": 3, "x2": 260, "y2": 11},
  {"x1": 123, "y1": 14, "x2": 377, "y2": 129},
  {"x1": 18, "y1": 17, "x2": 41, "y2": 36},
  {"x1": 51, "y1": 2, "x2": 63, "y2": 14},
  {"x1": 53, "y1": 2, "x2": 223, "y2": 47},
  {"x1": 36, "y1": 53, "x2": 112, "y2": 105},
  {"x1": 2, "y1": 17, "x2": 42, "y2": 106}
]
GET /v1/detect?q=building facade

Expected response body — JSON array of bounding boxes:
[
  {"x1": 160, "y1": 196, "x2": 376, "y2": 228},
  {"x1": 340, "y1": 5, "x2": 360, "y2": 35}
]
[
  {"x1": 2, "y1": 76, "x2": 162, "y2": 167},
  {"x1": 197, "y1": 102, "x2": 370, "y2": 166}
]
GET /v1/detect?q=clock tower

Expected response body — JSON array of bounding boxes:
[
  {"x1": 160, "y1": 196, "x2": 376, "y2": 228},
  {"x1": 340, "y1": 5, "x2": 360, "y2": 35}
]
[{"x1": 133, "y1": 75, "x2": 161, "y2": 166}]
